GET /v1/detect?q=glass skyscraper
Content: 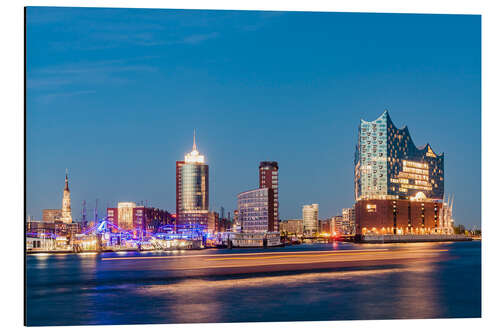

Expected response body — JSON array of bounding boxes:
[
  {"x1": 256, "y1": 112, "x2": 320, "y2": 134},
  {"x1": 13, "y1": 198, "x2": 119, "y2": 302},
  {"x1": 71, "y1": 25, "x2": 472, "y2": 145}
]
[{"x1": 176, "y1": 133, "x2": 209, "y2": 232}]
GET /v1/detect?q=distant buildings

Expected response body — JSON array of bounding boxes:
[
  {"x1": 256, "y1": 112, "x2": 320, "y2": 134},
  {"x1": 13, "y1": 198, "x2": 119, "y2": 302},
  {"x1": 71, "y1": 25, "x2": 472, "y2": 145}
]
[
  {"x1": 176, "y1": 132, "x2": 209, "y2": 232},
  {"x1": 26, "y1": 220, "x2": 81, "y2": 238},
  {"x1": 107, "y1": 202, "x2": 173, "y2": 236},
  {"x1": 207, "y1": 211, "x2": 219, "y2": 234},
  {"x1": 217, "y1": 215, "x2": 232, "y2": 233},
  {"x1": 354, "y1": 110, "x2": 447, "y2": 235},
  {"x1": 61, "y1": 170, "x2": 72, "y2": 224},
  {"x1": 332, "y1": 216, "x2": 344, "y2": 235},
  {"x1": 302, "y1": 204, "x2": 319, "y2": 235},
  {"x1": 319, "y1": 219, "x2": 332, "y2": 234},
  {"x1": 328, "y1": 210, "x2": 355, "y2": 236},
  {"x1": 341, "y1": 207, "x2": 356, "y2": 235},
  {"x1": 259, "y1": 161, "x2": 279, "y2": 232},
  {"x1": 237, "y1": 188, "x2": 275, "y2": 233},
  {"x1": 279, "y1": 219, "x2": 303, "y2": 235},
  {"x1": 42, "y1": 209, "x2": 61, "y2": 223}
]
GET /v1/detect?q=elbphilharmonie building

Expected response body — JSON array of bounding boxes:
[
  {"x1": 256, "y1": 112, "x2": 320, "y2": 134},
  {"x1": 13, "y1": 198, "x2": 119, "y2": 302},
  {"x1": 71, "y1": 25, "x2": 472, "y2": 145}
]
[{"x1": 354, "y1": 110, "x2": 450, "y2": 236}]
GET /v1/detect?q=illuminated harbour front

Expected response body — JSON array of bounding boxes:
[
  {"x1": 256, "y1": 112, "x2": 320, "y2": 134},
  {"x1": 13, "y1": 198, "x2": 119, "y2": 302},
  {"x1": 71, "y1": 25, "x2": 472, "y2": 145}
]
[{"x1": 24, "y1": 120, "x2": 479, "y2": 326}]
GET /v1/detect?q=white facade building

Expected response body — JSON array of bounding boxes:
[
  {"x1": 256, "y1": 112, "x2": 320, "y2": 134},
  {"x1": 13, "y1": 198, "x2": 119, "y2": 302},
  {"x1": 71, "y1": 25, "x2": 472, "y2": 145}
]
[{"x1": 302, "y1": 204, "x2": 319, "y2": 235}]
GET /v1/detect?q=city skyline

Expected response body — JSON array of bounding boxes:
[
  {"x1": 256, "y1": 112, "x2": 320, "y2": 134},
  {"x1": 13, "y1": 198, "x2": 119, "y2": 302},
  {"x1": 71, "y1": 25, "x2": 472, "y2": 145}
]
[{"x1": 26, "y1": 8, "x2": 481, "y2": 227}]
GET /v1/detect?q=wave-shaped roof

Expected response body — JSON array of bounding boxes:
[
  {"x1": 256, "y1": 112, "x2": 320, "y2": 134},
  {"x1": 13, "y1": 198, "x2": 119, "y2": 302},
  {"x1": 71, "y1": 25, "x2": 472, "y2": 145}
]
[{"x1": 362, "y1": 110, "x2": 444, "y2": 157}]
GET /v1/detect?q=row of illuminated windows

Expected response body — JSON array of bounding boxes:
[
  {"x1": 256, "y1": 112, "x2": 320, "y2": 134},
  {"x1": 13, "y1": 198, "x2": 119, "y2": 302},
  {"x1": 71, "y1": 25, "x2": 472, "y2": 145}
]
[
  {"x1": 397, "y1": 172, "x2": 429, "y2": 181},
  {"x1": 240, "y1": 210, "x2": 269, "y2": 216},
  {"x1": 391, "y1": 178, "x2": 409, "y2": 184},
  {"x1": 402, "y1": 166, "x2": 428, "y2": 175},
  {"x1": 403, "y1": 160, "x2": 429, "y2": 169},
  {"x1": 400, "y1": 183, "x2": 433, "y2": 191}
]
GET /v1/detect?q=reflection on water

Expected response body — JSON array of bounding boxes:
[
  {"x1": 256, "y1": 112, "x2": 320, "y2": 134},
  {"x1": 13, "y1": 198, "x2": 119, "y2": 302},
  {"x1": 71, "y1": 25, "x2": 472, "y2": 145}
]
[
  {"x1": 139, "y1": 266, "x2": 430, "y2": 293},
  {"x1": 394, "y1": 261, "x2": 440, "y2": 318},
  {"x1": 26, "y1": 241, "x2": 481, "y2": 326}
]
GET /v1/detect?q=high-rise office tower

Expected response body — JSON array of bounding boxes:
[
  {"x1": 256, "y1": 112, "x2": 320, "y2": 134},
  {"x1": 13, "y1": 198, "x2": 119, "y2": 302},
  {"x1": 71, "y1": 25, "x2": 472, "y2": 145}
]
[
  {"x1": 354, "y1": 110, "x2": 446, "y2": 235},
  {"x1": 175, "y1": 131, "x2": 209, "y2": 231},
  {"x1": 61, "y1": 170, "x2": 72, "y2": 224},
  {"x1": 259, "y1": 161, "x2": 278, "y2": 232},
  {"x1": 302, "y1": 204, "x2": 319, "y2": 235}
]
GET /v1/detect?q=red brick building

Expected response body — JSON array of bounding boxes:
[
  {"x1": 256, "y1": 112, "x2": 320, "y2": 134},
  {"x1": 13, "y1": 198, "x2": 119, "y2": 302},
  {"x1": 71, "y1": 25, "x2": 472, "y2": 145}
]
[
  {"x1": 259, "y1": 161, "x2": 279, "y2": 232},
  {"x1": 355, "y1": 198, "x2": 442, "y2": 236}
]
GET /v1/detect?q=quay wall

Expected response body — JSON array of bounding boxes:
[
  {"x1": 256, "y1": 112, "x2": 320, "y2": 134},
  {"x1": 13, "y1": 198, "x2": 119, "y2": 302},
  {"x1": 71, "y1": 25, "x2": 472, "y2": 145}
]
[{"x1": 358, "y1": 234, "x2": 472, "y2": 243}]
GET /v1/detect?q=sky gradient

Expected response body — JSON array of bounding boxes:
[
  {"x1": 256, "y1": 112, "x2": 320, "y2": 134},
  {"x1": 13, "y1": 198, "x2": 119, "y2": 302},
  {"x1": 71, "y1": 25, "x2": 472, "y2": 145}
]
[{"x1": 26, "y1": 7, "x2": 481, "y2": 228}]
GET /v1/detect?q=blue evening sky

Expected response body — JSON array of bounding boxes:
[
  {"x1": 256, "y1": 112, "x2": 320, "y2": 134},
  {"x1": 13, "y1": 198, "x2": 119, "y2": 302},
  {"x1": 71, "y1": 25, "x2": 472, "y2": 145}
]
[{"x1": 26, "y1": 7, "x2": 481, "y2": 228}]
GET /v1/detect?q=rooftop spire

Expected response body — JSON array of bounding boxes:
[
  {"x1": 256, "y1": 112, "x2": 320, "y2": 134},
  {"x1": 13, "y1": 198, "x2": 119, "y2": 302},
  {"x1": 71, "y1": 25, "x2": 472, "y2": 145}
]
[
  {"x1": 192, "y1": 129, "x2": 197, "y2": 151},
  {"x1": 185, "y1": 130, "x2": 205, "y2": 163},
  {"x1": 65, "y1": 169, "x2": 69, "y2": 191}
]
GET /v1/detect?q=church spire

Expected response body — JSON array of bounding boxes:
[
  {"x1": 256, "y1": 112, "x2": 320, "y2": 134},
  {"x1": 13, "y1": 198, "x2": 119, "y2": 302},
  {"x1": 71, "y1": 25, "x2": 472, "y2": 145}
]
[
  {"x1": 65, "y1": 169, "x2": 69, "y2": 191},
  {"x1": 61, "y1": 169, "x2": 72, "y2": 223}
]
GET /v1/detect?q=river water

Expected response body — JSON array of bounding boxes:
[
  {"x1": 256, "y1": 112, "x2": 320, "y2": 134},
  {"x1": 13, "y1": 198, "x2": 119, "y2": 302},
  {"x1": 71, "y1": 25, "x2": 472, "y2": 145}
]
[{"x1": 25, "y1": 241, "x2": 481, "y2": 326}]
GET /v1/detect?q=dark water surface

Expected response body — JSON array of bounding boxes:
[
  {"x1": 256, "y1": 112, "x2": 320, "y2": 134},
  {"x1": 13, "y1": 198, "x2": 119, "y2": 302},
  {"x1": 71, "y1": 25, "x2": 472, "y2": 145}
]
[{"x1": 26, "y1": 241, "x2": 481, "y2": 326}]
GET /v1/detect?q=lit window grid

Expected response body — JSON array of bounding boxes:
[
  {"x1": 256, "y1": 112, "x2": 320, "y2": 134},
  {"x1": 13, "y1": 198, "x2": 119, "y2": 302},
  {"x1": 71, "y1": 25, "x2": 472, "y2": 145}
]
[{"x1": 237, "y1": 189, "x2": 271, "y2": 233}]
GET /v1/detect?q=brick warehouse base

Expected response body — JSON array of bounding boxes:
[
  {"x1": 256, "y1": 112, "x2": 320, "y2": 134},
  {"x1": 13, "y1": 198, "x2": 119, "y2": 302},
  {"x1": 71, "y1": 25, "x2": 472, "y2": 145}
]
[{"x1": 355, "y1": 198, "x2": 444, "y2": 236}]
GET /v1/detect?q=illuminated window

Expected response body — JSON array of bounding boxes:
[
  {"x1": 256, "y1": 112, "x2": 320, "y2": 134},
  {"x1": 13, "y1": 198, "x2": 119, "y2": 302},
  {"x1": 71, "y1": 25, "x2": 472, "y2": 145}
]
[{"x1": 366, "y1": 204, "x2": 377, "y2": 212}]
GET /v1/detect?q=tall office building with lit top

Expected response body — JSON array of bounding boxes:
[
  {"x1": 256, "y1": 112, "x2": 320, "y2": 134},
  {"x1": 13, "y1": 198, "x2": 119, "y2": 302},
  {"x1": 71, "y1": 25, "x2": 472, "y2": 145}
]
[
  {"x1": 175, "y1": 132, "x2": 209, "y2": 232},
  {"x1": 259, "y1": 161, "x2": 279, "y2": 232},
  {"x1": 354, "y1": 110, "x2": 447, "y2": 236}
]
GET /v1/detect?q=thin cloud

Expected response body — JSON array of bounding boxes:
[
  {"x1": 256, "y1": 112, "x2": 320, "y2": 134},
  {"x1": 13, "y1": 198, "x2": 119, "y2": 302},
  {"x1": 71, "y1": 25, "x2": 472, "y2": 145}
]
[
  {"x1": 36, "y1": 90, "x2": 96, "y2": 105},
  {"x1": 182, "y1": 32, "x2": 219, "y2": 45},
  {"x1": 28, "y1": 58, "x2": 160, "y2": 92}
]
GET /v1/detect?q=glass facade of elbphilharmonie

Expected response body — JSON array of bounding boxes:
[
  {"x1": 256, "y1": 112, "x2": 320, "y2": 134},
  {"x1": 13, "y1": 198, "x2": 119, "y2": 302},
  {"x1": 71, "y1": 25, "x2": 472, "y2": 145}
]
[{"x1": 355, "y1": 110, "x2": 444, "y2": 201}]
